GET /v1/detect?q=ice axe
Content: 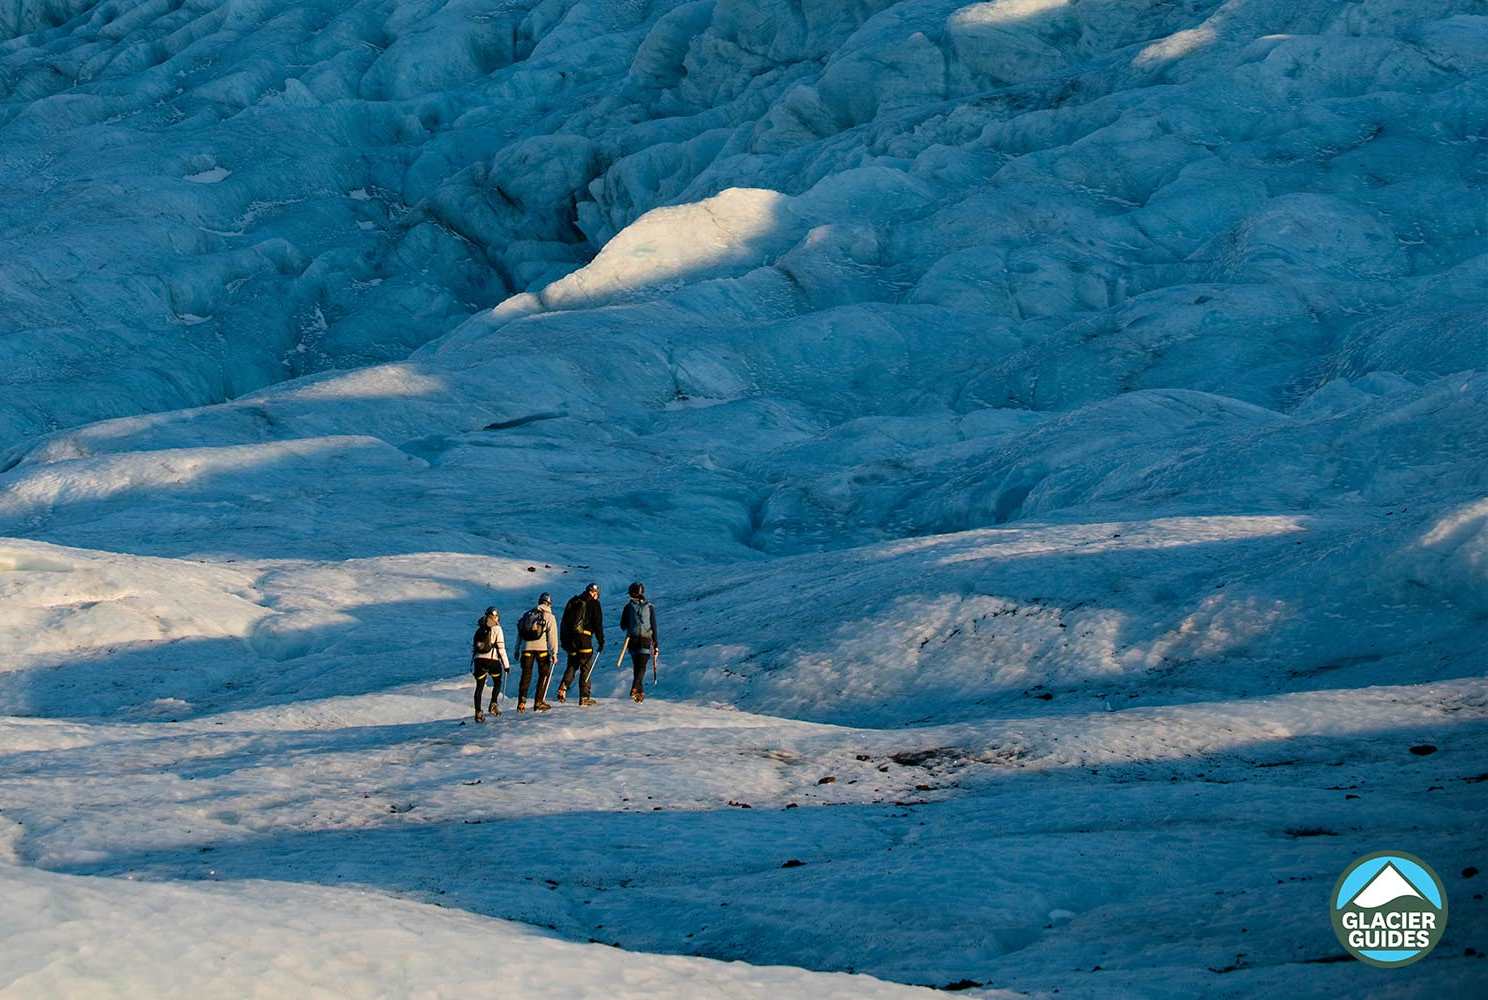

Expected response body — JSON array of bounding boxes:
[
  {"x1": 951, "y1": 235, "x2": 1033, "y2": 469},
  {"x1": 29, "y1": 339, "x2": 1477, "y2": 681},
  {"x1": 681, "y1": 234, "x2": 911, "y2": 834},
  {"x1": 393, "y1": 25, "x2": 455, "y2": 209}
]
[{"x1": 615, "y1": 634, "x2": 630, "y2": 668}]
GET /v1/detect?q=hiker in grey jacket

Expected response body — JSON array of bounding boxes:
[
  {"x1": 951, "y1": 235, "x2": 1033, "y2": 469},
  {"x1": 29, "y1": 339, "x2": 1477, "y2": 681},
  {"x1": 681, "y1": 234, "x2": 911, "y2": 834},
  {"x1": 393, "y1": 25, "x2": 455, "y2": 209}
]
[
  {"x1": 515, "y1": 592, "x2": 559, "y2": 712},
  {"x1": 619, "y1": 582, "x2": 659, "y2": 703}
]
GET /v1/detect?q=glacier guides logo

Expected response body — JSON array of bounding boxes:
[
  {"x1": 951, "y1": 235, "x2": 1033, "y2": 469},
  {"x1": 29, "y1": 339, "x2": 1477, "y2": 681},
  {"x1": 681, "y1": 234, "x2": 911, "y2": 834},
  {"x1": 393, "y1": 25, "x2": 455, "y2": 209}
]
[{"x1": 1331, "y1": 852, "x2": 1447, "y2": 967}]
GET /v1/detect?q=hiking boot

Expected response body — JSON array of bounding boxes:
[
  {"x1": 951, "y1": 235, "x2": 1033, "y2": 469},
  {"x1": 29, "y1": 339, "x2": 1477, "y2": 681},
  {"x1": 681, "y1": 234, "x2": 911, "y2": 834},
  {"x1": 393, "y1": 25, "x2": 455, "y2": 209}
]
[
  {"x1": 490, "y1": 703, "x2": 501, "y2": 717},
  {"x1": 516, "y1": 699, "x2": 527, "y2": 713},
  {"x1": 630, "y1": 688, "x2": 643, "y2": 703},
  {"x1": 556, "y1": 684, "x2": 567, "y2": 703},
  {"x1": 474, "y1": 709, "x2": 485, "y2": 723},
  {"x1": 581, "y1": 697, "x2": 597, "y2": 707},
  {"x1": 535, "y1": 700, "x2": 552, "y2": 712}
]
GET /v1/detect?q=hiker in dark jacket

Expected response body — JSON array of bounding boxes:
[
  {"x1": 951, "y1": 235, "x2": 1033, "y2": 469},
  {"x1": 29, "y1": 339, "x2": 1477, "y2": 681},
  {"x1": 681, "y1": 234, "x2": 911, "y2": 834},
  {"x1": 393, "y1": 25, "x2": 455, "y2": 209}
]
[
  {"x1": 619, "y1": 581, "x2": 658, "y2": 703},
  {"x1": 470, "y1": 607, "x2": 509, "y2": 723},
  {"x1": 558, "y1": 582, "x2": 604, "y2": 706}
]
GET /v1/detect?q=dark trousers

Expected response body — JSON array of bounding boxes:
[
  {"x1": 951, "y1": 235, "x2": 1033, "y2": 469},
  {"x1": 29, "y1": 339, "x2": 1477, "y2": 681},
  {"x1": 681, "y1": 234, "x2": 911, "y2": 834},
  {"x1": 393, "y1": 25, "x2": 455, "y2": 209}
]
[
  {"x1": 473, "y1": 663, "x2": 504, "y2": 712},
  {"x1": 629, "y1": 646, "x2": 652, "y2": 694},
  {"x1": 519, "y1": 651, "x2": 552, "y2": 702},
  {"x1": 561, "y1": 650, "x2": 596, "y2": 700}
]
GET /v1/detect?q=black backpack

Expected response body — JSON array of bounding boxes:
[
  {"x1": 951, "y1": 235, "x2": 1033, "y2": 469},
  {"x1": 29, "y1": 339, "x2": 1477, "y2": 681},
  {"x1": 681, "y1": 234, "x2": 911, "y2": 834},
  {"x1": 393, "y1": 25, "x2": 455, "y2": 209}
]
[
  {"x1": 472, "y1": 623, "x2": 495, "y2": 656},
  {"x1": 518, "y1": 607, "x2": 547, "y2": 642},
  {"x1": 561, "y1": 595, "x2": 588, "y2": 647}
]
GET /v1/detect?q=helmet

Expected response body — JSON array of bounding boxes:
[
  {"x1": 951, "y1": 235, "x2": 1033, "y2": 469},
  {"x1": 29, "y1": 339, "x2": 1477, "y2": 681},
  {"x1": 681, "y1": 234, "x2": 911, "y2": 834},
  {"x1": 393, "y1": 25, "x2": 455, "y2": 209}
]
[
  {"x1": 538, "y1": 592, "x2": 552, "y2": 606},
  {"x1": 628, "y1": 581, "x2": 645, "y2": 598},
  {"x1": 483, "y1": 606, "x2": 500, "y2": 618}
]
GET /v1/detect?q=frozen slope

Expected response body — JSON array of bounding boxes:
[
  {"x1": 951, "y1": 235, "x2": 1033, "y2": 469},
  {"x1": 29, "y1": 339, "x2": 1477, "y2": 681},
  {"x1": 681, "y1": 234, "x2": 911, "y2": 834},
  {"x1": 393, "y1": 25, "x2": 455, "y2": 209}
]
[
  {"x1": 1, "y1": 663, "x2": 1483, "y2": 995},
  {"x1": 0, "y1": 864, "x2": 936, "y2": 999},
  {"x1": 3, "y1": 0, "x2": 1486, "y2": 444},
  {"x1": 0, "y1": 0, "x2": 1486, "y2": 997}
]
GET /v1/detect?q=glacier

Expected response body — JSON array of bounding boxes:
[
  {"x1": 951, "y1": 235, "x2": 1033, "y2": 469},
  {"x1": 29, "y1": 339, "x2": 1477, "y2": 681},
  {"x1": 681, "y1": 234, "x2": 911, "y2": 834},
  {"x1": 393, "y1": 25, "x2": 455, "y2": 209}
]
[{"x1": 0, "y1": 0, "x2": 1485, "y2": 996}]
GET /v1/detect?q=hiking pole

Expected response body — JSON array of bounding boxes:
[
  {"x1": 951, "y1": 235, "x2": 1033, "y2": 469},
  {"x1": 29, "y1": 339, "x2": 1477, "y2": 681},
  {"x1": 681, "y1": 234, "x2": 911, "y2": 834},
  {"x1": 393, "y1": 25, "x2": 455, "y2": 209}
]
[
  {"x1": 652, "y1": 644, "x2": 658, "y2": 688},
  {"x1": 615, "y1": 634, "x2": 630, "y2": 668}
]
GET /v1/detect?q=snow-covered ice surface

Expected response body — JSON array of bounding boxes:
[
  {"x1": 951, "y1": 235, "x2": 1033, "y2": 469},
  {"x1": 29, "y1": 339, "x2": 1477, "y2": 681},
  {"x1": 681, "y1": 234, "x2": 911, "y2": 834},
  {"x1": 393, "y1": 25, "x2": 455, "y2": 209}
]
[
  {"x1": 1, "y1": 0, "x2": 1487, "y2": 996},
  {"x1": 0, "y1": 864, "x2": 937, "y2": 999}
]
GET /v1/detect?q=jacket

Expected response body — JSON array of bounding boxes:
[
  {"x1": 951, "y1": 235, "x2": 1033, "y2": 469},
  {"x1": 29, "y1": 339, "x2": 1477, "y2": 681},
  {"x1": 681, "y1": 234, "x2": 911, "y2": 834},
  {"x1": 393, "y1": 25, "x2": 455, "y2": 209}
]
[
  {"x1": 472, "y1": 621, "x2": 508, "y2": 667},
  {"x1": 517, "y1": 604, "x2": 559, "y2": 657},
  {"x1": 561, "y1": 593, "x2": 605, "y2": 654},
  {"x1": 619, "y1": 598, "x2": 658, "y2": 648}
]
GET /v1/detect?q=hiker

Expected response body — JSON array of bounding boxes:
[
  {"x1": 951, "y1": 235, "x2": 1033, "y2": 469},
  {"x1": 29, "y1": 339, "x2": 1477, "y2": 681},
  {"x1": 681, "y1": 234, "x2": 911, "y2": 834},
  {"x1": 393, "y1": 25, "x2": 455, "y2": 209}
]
[
  {"x1": 619, "y1": 581, "x2": 658, "y2": 703},
  {"x1": 515, "y1": 592, "x2": 559, "y2": 712},
  {"x1": 470, "y1": 607, "x2": 509, "y2": 723},
  {"x1": 558, "y1": 582, "x2": 604, "y2": 706}
]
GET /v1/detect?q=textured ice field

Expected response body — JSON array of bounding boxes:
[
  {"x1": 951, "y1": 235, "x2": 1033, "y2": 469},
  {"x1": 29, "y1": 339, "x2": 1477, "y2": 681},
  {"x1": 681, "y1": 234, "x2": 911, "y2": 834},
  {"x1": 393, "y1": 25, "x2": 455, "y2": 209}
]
[
  {"x1": 1, "y1": 0, "x2": 1486, "y2": 996},
  {"x1": 0, "y1": 864, "x2": 938, "y2": 999}
]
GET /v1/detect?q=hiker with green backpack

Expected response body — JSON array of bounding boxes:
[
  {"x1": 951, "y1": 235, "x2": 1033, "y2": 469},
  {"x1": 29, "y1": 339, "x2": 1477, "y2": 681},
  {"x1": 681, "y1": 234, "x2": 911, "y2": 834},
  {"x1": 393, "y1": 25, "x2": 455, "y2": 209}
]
[
  {"x1": 514, "y1": 592, "x2": 559, "y2": 713},
  {"x1": 618, "y1": 581, "x2": 659, "y2": 703}
]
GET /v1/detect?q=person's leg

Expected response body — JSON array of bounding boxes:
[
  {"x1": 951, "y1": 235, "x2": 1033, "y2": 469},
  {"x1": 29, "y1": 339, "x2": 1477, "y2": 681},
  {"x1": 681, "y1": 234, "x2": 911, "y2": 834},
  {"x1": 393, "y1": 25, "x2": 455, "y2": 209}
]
[
  {"x1": 630, "y1": 650, "x2": 650, "y2": 701},
  {"x1": 535, "y1": 653, "x2": 554, "y2": 708},
  {"x1": 578, "y1": 651, "x2": 596, "y2": 702},
  {"x1": 489, "y1": 667, "x2": 503, "y2": 714},
  {"x1": 518, "y1": 652, "x2": 535, "y2": 709},
  {"x1": 473, "y1": 674, "x2": 486, "y2": 720},
  {"x1": 558, "y1": 653, "x2": 578, "y2": 701}
]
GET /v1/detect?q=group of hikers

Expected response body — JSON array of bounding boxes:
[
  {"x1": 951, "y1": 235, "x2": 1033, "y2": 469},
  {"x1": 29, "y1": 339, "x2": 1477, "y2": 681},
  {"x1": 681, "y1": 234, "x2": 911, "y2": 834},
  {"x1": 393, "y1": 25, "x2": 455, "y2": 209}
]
[{"x1": 469, "y1": 581, "x2": 659, "y2": 721}]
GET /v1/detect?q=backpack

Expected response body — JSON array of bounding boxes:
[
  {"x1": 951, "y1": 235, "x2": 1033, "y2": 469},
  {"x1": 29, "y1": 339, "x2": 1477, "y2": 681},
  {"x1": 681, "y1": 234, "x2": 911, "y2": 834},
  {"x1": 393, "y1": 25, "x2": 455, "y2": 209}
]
[
  {"x1": 472, "y1": 623, "x2": 494, "y2": 656},
  {"x1": 625, "y1": 599, "x2": 653, "y2": 640},
  {"x1": 561, "y1": 595, "x2": 588, "y2": 649},
  {"x1": 518, "y1": 607, "x2": 548, "y2": 642}
]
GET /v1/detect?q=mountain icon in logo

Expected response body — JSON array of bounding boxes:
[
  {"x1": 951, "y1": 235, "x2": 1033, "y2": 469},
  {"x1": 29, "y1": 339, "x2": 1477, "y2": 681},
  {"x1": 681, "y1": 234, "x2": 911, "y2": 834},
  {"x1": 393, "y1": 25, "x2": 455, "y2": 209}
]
[
  {"x1": 1331, "y1": 852, "x2": 1448, "y2": 967},
  {"x1": 1348, "y1": 862, "x2": 1426, "y2": 908}
]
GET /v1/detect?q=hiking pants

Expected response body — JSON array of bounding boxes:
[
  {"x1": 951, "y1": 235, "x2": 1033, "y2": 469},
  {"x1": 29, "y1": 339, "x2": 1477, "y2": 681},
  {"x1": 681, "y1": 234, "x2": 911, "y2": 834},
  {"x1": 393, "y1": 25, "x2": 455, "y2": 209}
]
[
  {"x1": 629, "y1": 645, "x2": 652, "y2": 695},
  {"x1": 519, "y1": 651, "x2": 553, "y2": 702},
  {"x1": 561, "y1": 650, "x2": 596, "y2": 700},
  {"x1": 473, "y1": 661, "x2": 505, "y2": 710}
]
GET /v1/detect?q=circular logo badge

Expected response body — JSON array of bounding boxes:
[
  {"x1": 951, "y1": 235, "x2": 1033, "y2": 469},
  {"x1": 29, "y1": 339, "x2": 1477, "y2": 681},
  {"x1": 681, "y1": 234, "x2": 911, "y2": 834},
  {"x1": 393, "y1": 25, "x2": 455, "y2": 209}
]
[{"x1": 1331, "y1": 851, "x2": 1448, "y2": 967}]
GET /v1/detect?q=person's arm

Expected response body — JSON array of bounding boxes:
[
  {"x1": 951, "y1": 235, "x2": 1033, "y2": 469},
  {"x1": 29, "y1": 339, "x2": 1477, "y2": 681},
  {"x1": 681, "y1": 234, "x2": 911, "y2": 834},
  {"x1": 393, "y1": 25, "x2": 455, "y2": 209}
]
[
  {"x1": 547, "y1": 611, "x2": 558, "y2": 658},
  {"x1": 496, "y1": 627, "x2": 509, "y2": 669},
  {"x1": 594, "y1": 599, "x2": 605, "y2": 650}
]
